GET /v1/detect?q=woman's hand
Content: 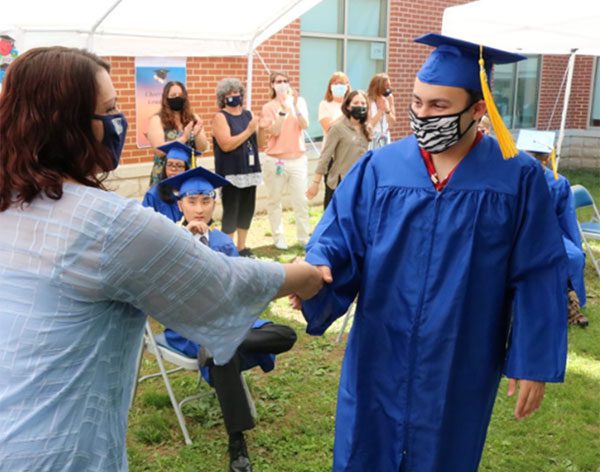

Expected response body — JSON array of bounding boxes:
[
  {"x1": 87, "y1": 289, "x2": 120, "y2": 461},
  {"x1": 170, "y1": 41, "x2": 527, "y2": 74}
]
[
  {"x1": 288, "y1": 264, "x2": 333, "y2": 309},
  {"x1": 248, "y1": 113, "x2": 260, "y2": 134},
  {"x1": 186, "y1": 221, "x2": 209, "y2": 235},
  {"x1": 306, "y1": 182, "x2": 319, "y2": 200},
  {"x1": 376, "y1": 95, "x2": 388, "y2": 112},
  {"x1": 192, "y1": 117, "x2": 204, "y2": 136},
  {"x1": 276, "y1": 260, "x2": 328, "y2": 300},
  {"x1": 180, "y1": 120, "x2": 194, "y2": 142}
]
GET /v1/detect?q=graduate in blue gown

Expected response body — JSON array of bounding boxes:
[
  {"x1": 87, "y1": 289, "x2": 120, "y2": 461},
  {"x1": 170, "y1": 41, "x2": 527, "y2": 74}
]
[
  {"x1": 300, "y1": 34, "x2": 568, "y2": 472},
  {"x1": 516, "y1": 130, "x2": 588, "y2": 326},
  {"x1": 156, "y1": 166, "x2": 297, "y2": 472},
  {"x1": 142, "y1": 141, "x2": 194, "y2": 222}
]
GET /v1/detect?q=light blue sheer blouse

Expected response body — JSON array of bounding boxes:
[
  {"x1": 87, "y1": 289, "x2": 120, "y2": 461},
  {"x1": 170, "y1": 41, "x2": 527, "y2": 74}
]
[{"x1": 0, "y1": 184, "x2": 284, "y2": 471}]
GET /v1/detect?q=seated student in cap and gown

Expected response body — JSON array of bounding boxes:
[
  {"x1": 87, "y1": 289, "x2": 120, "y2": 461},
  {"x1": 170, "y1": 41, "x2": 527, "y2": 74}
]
[
  {"x1": 516, "y1": 130, "x2": 588, "y2": 327},
  {"x1": 296, "y1": 34, "x2": 568, "y2": 472},
  {"x1": 159, "y1": 165, "x2": 297, "y2": 472},
  {"x1": 141, "y1": 141, "x2": 196, "y2": 222}
]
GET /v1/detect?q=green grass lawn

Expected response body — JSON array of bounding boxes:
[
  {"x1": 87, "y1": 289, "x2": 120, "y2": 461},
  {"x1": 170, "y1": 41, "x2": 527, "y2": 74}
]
[{"x1": 128, "y1": 168, "x2": 600, "y2": 472}]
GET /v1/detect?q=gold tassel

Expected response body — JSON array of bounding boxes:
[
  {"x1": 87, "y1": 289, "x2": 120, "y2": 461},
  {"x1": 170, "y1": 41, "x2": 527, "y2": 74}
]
[
  {"x1": 191, "y1": 150, "x2": 196, "y2": 169},
  {"x1": 549, "y1": 147, "x2": 559, "y2": 180},
  {"x1": 479, "y1": 45, "x2": 519, "y2": 159}
]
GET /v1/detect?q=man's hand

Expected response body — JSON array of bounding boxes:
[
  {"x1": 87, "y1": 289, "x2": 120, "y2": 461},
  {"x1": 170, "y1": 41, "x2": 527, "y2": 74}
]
[
  {"x1": 187, "y1": 221, "x2": 209, "y2": 235},
  {"x1": 507, "y1": 378, "x2": 546, "y2": 420}
]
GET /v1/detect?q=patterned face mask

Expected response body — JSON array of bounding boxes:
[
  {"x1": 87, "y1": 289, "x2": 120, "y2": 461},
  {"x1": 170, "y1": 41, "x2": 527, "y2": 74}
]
[{"x1": 409, "y1": 103, "x2": 476, "y2": 154}]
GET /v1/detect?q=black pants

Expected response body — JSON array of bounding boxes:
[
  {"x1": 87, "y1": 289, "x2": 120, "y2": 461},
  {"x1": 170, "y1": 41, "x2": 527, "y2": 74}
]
[
  {"x1": 210, "y1": 323, "x2": 297, "y2": 434},
  {"x1": 221, "y1": 185, "x2": 257, "y2": 234},
  {"x1": 324, "y1": 184, "x2": 335, "y2": 210},
  {"x1": 323, "y1": 175, "x2": 340, "y2": 210}
]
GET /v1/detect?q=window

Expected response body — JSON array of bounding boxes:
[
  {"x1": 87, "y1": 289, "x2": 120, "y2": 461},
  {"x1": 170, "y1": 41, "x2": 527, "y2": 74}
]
[
  {"x1": 492, "y1": 55, "x2": 540, "y2": 129},
  {"x1": 590, "y1": 59, "x2": 600, "y2": 126},
  {"x1": 300, "y1": 0, "x2": 388, "y2": 138}
]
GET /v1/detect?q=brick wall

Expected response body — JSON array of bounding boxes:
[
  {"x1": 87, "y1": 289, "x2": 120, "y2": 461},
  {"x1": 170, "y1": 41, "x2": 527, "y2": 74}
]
[
  {"x1": 387, "y1": 0, "x2": 471, "y2": 140},
  {"x1": 105, "y1": 0, "x2": 599, "y2": 192},
  {"x1": 106, "y1": 21, "x2": 301, "y2": 167},
  {"x1": 537, "y1": 55, "x2": 595, "y2": 130}
]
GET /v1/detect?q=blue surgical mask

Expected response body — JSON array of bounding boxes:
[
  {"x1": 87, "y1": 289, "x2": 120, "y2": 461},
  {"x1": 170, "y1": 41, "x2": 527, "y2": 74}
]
[
  {"x1": 225, "y1": 95, "x2": 243, "y2": 107},
  {"x1": 331, "y1": 83, "x2": 347, "y2": 98},
  {"x1": 93, "y1": 112, "x2": 128, "y2": 170}
]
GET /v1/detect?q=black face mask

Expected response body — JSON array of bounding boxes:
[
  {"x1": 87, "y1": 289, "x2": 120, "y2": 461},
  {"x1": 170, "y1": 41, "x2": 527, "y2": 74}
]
[
  {"x1": 383, "y1": 88, "x2": 393, "y2": 97},
  {"x1": 167, "y1": 96, "x2": 185, "y2": 111},
  {"x1": 225, "y1": 95, "x2": 243, "y2": 107},
  {"x1": 349, "y1": 106, "x2": 368, "y2": 122}
]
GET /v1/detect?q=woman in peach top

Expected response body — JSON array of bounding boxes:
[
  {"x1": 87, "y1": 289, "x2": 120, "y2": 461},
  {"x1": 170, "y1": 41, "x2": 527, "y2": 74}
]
[{"x1": 260, "y1": 71, "x2": 310, "y2": 250}]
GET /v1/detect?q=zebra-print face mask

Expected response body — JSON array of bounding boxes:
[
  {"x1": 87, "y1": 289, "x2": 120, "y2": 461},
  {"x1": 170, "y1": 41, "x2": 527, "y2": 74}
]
[{"x1": 409, "y1": 104, "x2": 476, "y2": 154}]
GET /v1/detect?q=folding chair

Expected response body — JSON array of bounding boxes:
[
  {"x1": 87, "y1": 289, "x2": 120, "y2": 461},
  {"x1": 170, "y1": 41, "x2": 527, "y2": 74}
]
[
  {"x1": 133, "y1": 321, "x2": 256, "y2": 445},
  {"x1": 571, "y1": 184, "x2": 600, "y2": 278}
]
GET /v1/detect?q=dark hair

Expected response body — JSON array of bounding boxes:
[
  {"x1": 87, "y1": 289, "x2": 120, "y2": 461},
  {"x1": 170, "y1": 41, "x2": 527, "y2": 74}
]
[
  {"x1": 0, "y1": 47, "x2": 114, "y2": 212},
  {"x1": 157, "y1": 159, "x2": 189, "y2": 202},
  {"x1": 157, "y1": 81, "x2": 195, "y2": 131},
  {"x1": 465, "y1": 88, "x2": 484, "y2": 105},
  {"x1": 341, "y1": 90, "x2": 372, "y2": 142}
]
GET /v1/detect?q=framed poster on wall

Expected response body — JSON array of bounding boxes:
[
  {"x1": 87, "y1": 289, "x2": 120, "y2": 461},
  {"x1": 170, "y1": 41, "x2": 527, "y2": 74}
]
[{"x1": 135, "y1": 57, "x2": 186, "y2": 148}]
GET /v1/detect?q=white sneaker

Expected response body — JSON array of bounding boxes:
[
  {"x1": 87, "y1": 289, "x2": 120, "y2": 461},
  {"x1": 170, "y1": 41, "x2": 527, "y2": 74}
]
[{"x1": 274, "y1": 239, "x2": 288, "y2": 250}]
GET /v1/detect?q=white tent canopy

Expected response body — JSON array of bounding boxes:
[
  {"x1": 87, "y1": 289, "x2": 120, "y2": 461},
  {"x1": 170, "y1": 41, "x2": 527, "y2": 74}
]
[
  {"x1": 1, "y1": 0, "x2": 322, "y2": 107},
  {"x1": 0, "y1": 0, "x2": 322, "y2": 57},
  {"x1": 442, "y1": 0, "x2": 600, "y2": 56},
  {"x1": 442, "y1": 0, "x2": 600, "y2": 162}
]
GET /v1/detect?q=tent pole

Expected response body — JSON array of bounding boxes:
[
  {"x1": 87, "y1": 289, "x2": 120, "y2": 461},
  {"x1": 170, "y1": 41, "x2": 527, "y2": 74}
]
[
  {"x1": 247, "y1": 46, "x2": 255, "y2": 110},
  {"x1": 87, "y1": 0, "x2": 123, "y2": 51},
  {"x1": 556, "y1": 49, "x2": 577, "y2": 167}
]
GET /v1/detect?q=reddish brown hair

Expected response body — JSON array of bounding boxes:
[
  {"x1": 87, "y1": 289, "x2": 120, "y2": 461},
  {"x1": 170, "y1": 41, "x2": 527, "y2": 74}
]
[
  {"x1": 158, "y1": 81, "x2": 195, "y2": 131},
  {"x1": 367, "y1": 72, "x2": 391, "y2": 102},
  {"x1": 0, "y1": 47, "x2": 114, "y2": 212},
  {"x1": 323, "y1": 71, "x2": 350, "y2": 102},
  {"x1": 341, "y1": 90, "x2": 371, "y2": 142}
]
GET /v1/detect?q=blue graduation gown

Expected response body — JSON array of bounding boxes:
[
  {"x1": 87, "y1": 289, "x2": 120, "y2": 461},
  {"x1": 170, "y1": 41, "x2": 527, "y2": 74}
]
[
  {"x1": 544, "y1": 168, "x2": 586, "y2": 306},
  {"x1": 142, "y1": 184, "x2": 183, "y2": 223},
  {"x1": 302, "y1": 135, "x2": 568, "y2": 472},
  {"x1": 164, "y1": 230, "x2": 276, "y2": 378}
]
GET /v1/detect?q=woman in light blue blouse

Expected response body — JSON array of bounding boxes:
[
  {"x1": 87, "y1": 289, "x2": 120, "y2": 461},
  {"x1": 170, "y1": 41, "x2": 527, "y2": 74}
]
[{"x1": 0, "y1": 47, "x2": 323, "y2": 472}]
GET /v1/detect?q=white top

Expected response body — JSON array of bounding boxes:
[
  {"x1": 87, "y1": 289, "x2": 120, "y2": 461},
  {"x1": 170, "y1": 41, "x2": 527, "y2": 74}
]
[
  {"x1": 370, "y1": 100, "x2": 390, "y2": 138},
  {"x1": 0, "y1": 184, "x2": 284, "y2": 471},
  {"x1": 318, "y1": 100, "x2": 344, "y2": 137}
]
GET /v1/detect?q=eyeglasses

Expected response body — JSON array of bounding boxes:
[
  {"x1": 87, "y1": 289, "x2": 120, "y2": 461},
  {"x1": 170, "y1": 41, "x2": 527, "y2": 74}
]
[{"x1": 166, "y1": 163, "x2": 186, "y2": 170}]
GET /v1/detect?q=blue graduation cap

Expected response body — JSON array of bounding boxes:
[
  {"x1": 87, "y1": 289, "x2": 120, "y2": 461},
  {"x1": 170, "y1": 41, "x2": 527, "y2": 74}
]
[
  {"x1": 161, "y1": 165, "x2": 230, "y2": 199},
  {"x1": 158, "y1": 141, "x2": 200, "y2": 164},
  {"x1": 414, "y1": 33, "x2": 527, "y2": 159},
  {"x1": 415, "y1": 33, "x2": 526, "y2": 91}
]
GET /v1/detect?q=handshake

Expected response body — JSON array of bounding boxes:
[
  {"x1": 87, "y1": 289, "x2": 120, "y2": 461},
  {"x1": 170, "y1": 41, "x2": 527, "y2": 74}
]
[{"x1": 277, "y1": 259, "x2": 333, "y2": 309}]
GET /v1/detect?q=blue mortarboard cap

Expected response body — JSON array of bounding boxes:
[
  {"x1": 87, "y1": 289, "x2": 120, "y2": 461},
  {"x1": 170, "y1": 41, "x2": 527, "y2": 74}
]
[
  {"x1": 161, "y1": 166, "x2": 230, "y2": 199},
  {"x1": 415, "y1": 33, "x2": 527, "y2": 91},
  {"x1": 157, "y1": 141, "x2": 200, "y2": 164}
]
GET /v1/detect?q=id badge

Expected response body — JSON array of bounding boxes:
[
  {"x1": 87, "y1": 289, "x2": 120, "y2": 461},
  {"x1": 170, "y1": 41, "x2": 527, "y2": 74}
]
[{"x1": 247, "y1": 142, "x2": 255, "y2": 167}]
